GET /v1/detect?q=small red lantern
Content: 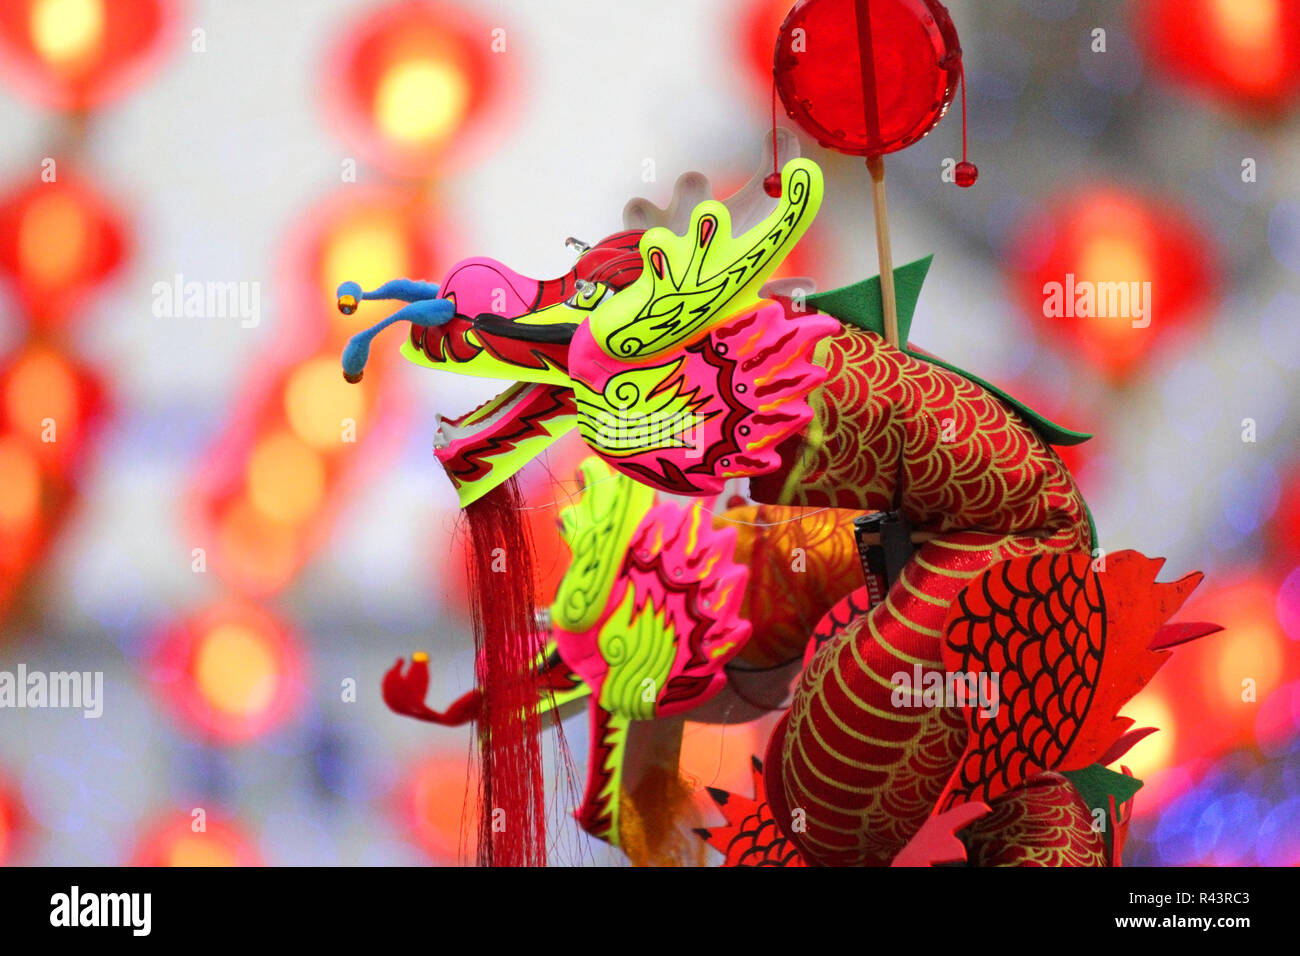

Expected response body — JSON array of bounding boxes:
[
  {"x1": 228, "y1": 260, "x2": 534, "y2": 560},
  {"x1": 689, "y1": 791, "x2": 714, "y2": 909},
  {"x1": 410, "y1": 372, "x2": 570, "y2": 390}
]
[
  {"x1": 1009, "y1": 187, "x2": 1214, "y2": 381},
  {"x1": 0, "y1": 175, "x2": 129, "y2": 329},
  {"x1": 0, "y1": 0, "x2": 178, "y2": 111},
  {"x1": 1136, "y1": 0, "x2": 1300, "y2": 114},
  {"x1": 322, "y1": 1, "x2": 512, "y2": 178},
  {"x1": 774, "y1": 0, "x2": 963, "y2": 157}
]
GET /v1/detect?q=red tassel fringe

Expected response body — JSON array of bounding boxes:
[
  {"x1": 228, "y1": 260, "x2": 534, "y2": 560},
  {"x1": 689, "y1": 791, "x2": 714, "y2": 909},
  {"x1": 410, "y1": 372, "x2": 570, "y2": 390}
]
[{"x1": 464, "y1": 479, "x2": 547, "y2": 867}]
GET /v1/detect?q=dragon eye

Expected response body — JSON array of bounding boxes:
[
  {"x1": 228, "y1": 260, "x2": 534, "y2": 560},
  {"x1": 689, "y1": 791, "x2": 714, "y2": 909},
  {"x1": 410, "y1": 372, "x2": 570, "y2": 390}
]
[{"x1": 564, "y1": 280, "x2": 612, "y2": 310}]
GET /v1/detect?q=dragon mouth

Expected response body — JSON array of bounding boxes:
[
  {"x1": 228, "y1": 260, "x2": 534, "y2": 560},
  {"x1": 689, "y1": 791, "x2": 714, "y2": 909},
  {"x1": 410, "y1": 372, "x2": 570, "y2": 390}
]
[
  {"x1": 433, "y1": 381, "x2": 535, "y2": 452},
  {"x1": 432, "y1": 380, "x2": 579, "y2": 506}
]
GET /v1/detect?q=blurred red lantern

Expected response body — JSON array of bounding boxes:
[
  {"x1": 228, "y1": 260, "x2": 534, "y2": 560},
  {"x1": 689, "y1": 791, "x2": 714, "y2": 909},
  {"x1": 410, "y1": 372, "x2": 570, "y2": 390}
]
[
  {"x1": 0, "y1": 175, "x2": 129, "y2": 328},
  {"x1": 322, "y1": 0, "x2": 513, "y2": 178},
  {"x1": 0, "y1": 777, "x2": 23, "y2": 865},
  {"x1": 0, "y1": 0, "x2": 178, "y2": 111},
  {"x1": 1009, "y1": 188, "x2": 1214, "y2": 382},
  {"x1": 404, "y1": 755, "x2": 477, "y2": 863},
  {"x1": 1144, "y1": 576, "x2": 1293, "y2": 767},
  {"x1": 1269, "y1": 460, "x2": 1300, "y2": 568},
  {"x1": 190, "y1": 187, "x2": 434, "y2": 597},
  {"x1": 741, "y1": 0, "x2": 796, "y2": 94},
  {"x1": 130, "y1": 813, "x2": 260, "y2": 866},
  {"x1": 1136, "y1": 0, "x2": 1300, "y2": 114},
  {"x1": 147, "y1": 602, "x2": 304, "y2": 744},
  {"x1": 281, "y1": 185, "x2": 443, "y2": 350},
  {"x1": 0, "y1": 344, "x2": 107, "y2": 622}
]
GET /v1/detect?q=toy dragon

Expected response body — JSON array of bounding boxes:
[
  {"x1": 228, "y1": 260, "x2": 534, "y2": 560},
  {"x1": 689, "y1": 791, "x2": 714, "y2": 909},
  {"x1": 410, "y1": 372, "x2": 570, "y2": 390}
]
[{"x1": 345, "y1": 137, "x2": 1219, "y2": 866}]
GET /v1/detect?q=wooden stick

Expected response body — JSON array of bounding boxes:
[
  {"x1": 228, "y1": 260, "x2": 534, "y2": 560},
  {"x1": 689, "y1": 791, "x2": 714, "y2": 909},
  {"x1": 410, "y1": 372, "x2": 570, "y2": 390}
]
[{"x1": 866, "y1": 154, "x2": 899, "y2": 348}]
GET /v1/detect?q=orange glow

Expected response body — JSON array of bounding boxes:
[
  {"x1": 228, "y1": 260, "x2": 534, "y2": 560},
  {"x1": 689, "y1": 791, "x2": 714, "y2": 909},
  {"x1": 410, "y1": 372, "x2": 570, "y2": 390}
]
[
  {"x1": 19, "y1": 191, "x2": 88, "y2": 290},
  {"x1": 1115, "y1": 693, "x2": 1175, "y2": 779},
  {"x1": 1013, "y1": 188, "x2": 1213, "y2": 381},
  {"x1": 409, "y1": 757, "x2": 476, "y2": 862},
  {"x1": 321, "y1": 216, "x2": 411, "y2": 310},
  {"x1": 680, "y1": 721, "x2": 765, "y2": 796},
  {"x1": 1210, "y1": 0, "x2": 1284, "y2": 90},
  {"x1": 131, "y1": 816, "x2": 260, "y2": 867},
  {"x1": 149, "y1": 603, "x2": 300, "y2": 743},
  {"x1": 29, "y1": 0, "x2": 104, "y2": 69},
  {"x1": 323, "y1": 1, "x2": 507, "y2": 176},
  {"x1": 4, "y1": 346, "x2": 78, "y2": 447},
  {"x1": 1204, "y1": 584, "x2": 1286, "y2": 707},
  {"x1": 284, "y1": 357, "x2": 367, "y2": 449},
  {"x1": 1139, "y1": 0, "x2": 1300, "y2": 111},
  {"x1": 374, "y1": 57, "x2": 469, "y2": 146},
  {"x1": 246, "y1": 430, "x2": 326, "y2": 525},
  {"x1": 193, "y1": 623, "x2": 279, "y2": 720},
  {"x1": 0, "y1": 436, "x2": 42, "y2": 530},
  {"x1": 215, "y1": 496, "x2": 299, "y2": 594}
]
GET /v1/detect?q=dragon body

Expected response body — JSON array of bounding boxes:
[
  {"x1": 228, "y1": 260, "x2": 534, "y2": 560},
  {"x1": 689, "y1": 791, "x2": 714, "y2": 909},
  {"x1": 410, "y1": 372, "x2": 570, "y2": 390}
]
[{"x1": 351, "y1": 142, "x2": 1216, "y2": 866}]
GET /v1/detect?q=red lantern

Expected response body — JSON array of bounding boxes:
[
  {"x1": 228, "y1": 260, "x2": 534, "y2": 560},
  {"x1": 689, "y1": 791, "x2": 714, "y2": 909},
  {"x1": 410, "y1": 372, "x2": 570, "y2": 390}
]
[
  {"x1": 322, "y1": 1, "x2": 512, "y2": 178},
  {"x1": 146, "y1": 603, "x2": 304, "y2": 744},
  {"x1": 0, "y1": 344, "x2": 107, "y2": 622},
  {"x1": 130, "y1": 813, "x2": 260, "y2": 866},
  {"x1": 404, "y1": 755, "x2": 478, "y2": 862},
  {"x1": 742, "y1": 0, "x2": 797, "y2": 94},
  {"x1": 1009, "y1": 187, "x2": 1214, "y2": 381},
  {"x1": 1136, "y1": 0, "x2": 1300, "y2": 114},
  {"x1": 0, "y1": 175, "x2": 129, "y2": 329},
  {"x1": 191, "y1": 188, "x2": 434, "y2": 596},
  {"x1": 0, "y1": 0, "x2": 178, "y2": 111},
  {"x1": 774, "y1": 0, "x2": 962, "y2": 157}
]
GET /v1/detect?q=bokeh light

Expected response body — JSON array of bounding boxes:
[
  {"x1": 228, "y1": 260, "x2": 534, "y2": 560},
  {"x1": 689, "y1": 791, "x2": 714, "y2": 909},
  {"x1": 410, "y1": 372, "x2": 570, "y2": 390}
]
[
  {"x1": 130, "y1": 814, "x2": 261, "y2": 867},
  {"x1": 0, "y1": 177, "x2": 128, "y2": 327},
  {"x1": 1009, "y1": 187, "x2": 1214, "y2": 380},
  {"x1": 148, "y1": 603, "x2": 304, "y2": 744},
  {"x1": 322, "y1": 0, "x2": 511, "y2": 177},
  {"x1": 0, "y1": 0, "x2": 176, "y2": 110},
  {"x1": 1136, "y1": 0, "x2": 1300, "y2": 112}
]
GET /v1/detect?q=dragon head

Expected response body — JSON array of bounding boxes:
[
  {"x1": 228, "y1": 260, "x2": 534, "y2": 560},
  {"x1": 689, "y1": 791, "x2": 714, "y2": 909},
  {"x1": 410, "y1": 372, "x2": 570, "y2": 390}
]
[{"x1": 337, "y1": 135, "x2": 840, "y2": 506}]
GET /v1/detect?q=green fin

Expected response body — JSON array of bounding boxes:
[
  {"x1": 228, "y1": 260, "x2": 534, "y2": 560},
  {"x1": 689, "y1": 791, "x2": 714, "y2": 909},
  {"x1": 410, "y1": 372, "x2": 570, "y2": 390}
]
[
  {"x1": 807, "y1": 255, "x2": 933, "y2": 344},
  {"x1": 808, "y1": 256, "x2": 1092, "y2": 448},
  {"x1": 1061, "y1": 763, "x2": 1144, "y2": 861}
]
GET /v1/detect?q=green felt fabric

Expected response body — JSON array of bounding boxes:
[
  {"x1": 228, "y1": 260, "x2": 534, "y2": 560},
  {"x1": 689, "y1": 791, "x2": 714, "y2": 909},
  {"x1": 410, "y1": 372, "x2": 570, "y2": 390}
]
[
  {"x1": 807, "y1": 256, "x2": 1094, "y2": 448},
  {"x1": 1061, "y1": 763, "x2": 1145, "y2": 860}
]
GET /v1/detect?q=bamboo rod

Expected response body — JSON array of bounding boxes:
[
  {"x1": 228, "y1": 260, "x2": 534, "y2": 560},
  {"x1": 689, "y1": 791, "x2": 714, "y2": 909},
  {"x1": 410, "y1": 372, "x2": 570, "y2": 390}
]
[{"x1": 866, "y1": 153, "x2": 899, "y2": 348}]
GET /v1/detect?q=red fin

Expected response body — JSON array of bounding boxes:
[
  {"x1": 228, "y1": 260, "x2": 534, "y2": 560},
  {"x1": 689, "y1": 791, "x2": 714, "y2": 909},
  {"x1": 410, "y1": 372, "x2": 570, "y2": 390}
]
[
  {"x1": 939, "y1": 550, "x2": 1209, "y2": 807},
  {"x1": 1149, "y1": 621, "x2": 1223, "y2": 650},
  {"x1": 696, "y1": 756, "x2": 806, "y2": 867},
  {"x1": 1095, "y1": 727, "x2": 1158, "y2": 766},
  {"x1": 891, "y1": 802, "x2": 991, "y2": 867}
]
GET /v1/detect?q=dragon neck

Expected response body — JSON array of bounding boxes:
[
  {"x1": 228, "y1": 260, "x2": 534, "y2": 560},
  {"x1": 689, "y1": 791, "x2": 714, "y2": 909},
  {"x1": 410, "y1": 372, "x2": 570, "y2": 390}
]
[{"x1": 751, "y1": 324, "x2": 1091, "y2": 547}]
